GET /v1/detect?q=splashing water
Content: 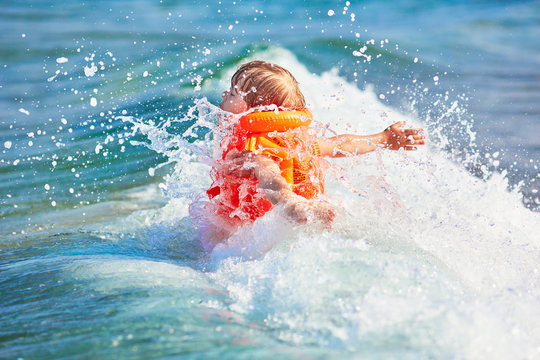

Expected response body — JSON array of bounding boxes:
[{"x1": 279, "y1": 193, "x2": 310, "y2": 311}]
[
  {"x1": 1, "y1": 35, "x2": 538, "y2": 359},
  {"x1": 107, "y1": 49, "x2": 540, "y2": 358},
  {"x1": 2, "y1": 0, "x2": 539, "y2": 356}
]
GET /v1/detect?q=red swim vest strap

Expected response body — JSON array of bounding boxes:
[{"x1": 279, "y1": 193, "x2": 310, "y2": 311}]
[{"x1": 207, "y1": 186, "x2": 220, "y2": 199}]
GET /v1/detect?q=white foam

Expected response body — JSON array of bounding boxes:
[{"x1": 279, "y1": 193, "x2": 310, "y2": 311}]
[
  {"x1": 69, "y1": 257, "x2": 209, "y2": 292},
  {"x1": 121, "y1": 47, "x2": 540, "y2": 358}
]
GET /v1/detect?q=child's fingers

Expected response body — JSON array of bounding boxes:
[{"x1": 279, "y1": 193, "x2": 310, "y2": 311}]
[
  {"x1": 404, "y1": 135, "x2": 425, "y2": 141},
  {"x1": 404, "y1": 145, "x2": 418, "y2": 151},
  {"x1": 410, "y1": 138, "x2": 426, "y2": 145},
  {"x1": 403, "y1": 135, "x2": 425, "y2": 145},
  {"x1": 225, "y1": 149, "x2": 249, "y2": 159},
  {"x1": 403, "y1": 128, "x2": 424, "y2": 135}
]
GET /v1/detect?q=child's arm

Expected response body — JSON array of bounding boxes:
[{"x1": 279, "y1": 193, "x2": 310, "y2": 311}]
[
  {"x1": 317, "y1": 121, "x2": 425, "y2": 157},
  {"x1": 224, "y1": 150, "x2": 336, "y2": 225}
]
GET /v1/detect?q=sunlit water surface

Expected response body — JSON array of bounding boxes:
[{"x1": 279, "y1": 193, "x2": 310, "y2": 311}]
[{"x1": 1, "y1": 1, "x2": 539, "y2": 359}]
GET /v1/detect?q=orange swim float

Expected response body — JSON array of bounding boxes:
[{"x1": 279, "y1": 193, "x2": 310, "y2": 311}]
[
  {"x1": 239, "y1": 108, "x2": 313, "y2": 133},
  {"x1": 207, "y1": 108, "x2": 324, "y2": 224}
]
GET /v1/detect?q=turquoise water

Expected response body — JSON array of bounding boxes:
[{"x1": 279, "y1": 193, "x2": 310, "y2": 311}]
[{"x1": 1, "y1": 1, "x2": 540, "y2": 359}]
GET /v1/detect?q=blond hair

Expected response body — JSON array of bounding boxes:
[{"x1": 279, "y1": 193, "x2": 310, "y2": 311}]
[{"x1": 231, "y1": 61, "x2": 306, "y2": 110}]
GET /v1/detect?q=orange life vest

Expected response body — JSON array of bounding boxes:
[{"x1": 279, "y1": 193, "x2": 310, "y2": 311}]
[{"x1": 207, "y1": 109, "x2": 324, "y2": 224}]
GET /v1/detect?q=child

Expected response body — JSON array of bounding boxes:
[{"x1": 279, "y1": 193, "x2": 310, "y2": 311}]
[{"x1": 194, "y1": 61, "x2": 425, "y2": 250}]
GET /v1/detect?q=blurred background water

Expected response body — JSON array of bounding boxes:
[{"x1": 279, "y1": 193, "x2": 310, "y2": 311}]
[{"x1": 1, "y1": 0, "x2": 539, "y2": 359}]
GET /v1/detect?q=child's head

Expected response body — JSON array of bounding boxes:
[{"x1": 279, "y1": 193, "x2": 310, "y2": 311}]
[{"x1": 220, "y1": 61, "x2": 306, "y2": 114}]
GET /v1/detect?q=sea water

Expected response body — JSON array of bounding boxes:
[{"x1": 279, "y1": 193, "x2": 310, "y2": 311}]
[{"x1": 1, "y1": 1, "x2": 539, "y2": 359}]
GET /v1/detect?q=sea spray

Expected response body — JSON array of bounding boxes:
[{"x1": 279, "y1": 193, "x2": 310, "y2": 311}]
[
  {"x1": 2, "y1": 0, "x2": 540, "y2": 357},
  {"x1": 106, "y1": 49, "x2": 540, "y2": 359}
]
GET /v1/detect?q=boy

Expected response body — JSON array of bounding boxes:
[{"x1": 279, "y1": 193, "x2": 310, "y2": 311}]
[{"x1": 196, "y1": 61, "x2": 425, "y2": 249}]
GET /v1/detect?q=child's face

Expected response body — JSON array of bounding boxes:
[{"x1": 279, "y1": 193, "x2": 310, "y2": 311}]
[{"x1": 220, "y1": 83, "x2": 248, "y2": 114}]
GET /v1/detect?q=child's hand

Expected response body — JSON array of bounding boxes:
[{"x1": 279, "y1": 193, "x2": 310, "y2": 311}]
[
  {"x1": 284, "y1": 198, "x2": 336, "y2": 226},
  {"x1": 311, "y1": 200, "x2": 337, "y2": 226},
  {"x1": 222, "y1": 149, "x2": 256, "y2": 177},
  {"x1": 382, "y1": 121, "x2": 425, "y2": 151}
]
